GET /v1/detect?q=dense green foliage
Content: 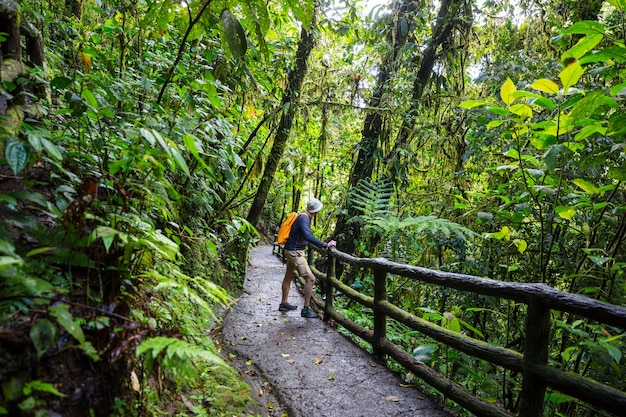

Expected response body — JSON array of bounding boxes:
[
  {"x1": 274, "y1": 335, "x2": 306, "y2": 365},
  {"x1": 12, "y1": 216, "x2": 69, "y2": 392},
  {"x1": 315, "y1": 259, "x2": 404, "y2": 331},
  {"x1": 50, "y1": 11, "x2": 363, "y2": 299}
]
[{"x1": 1, "y1": 0, "x2": 625, "y2": 415}]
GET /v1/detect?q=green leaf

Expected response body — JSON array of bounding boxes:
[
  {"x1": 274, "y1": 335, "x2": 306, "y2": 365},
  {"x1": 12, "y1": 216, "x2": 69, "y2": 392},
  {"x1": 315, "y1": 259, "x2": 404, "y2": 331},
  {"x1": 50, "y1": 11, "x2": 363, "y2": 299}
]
[
  {"x1": 555, "y1": 206, "x2": 576, "y2": 220},
  {"x1": 562, "y1": 33, "x2": 603, "y2": 61},
  {"x1": 500, "y1": 77, "x2": 516, "y2": 105},
  {"x1": 168, "y1": 144, "x2": 190, "y2": 177},
  {"x1": 26, "y1": 247, "x2": 56, "y2": 257},
  {"x1": 488, "y1": 106, "x2": 510, "y2": 116},
  {"x1": 574, "y1": 124, "x2": 607, "y2": 141},
  {"x1": 412, "y1": 344, "x2": 437, "y2": 362},
  {"x1": 513, "y1": 239, "x2": 527, "y2": 254},
  {"x1": 5, "y1": 141, "x2": 30, "y2": 175},
  {"x1": 50, "y1": 76, "x2": 73, "y2": 89},
  {"x1": 606, "y1": 0, "x2": 626, "y2": 10},
  {"x1": 0, "y1": 256, "x2": 22, "y2": 271},
  {"x1": 49, "y1": 304, "x2": 85, "y2": 344},
  {"x1": 559, "y1": 62, "x2": 584, "y2": 95},
  {"x1": 528, "y1": 97, "x2": 556, "y2": 110},
  {"x1": 220, "y1": 9, "x2": 248, "y2": 60},
  {"x1": 561, "y1": 20, "x2": 605, "y2": 36},
  {"x1": 546, "y1": 392, "x2": 577, "y2": 404},
  {"x1": 442, "y1": 312, "x2": 461, "y2": 333},
  {"x1": 504, "y1": 148, "x2": 519, "y2": 159},
  {"x1": 529, "y1": 134, "x2": 556, "y2": 150},
  {"x1": 572, "y1": 178, "x2": 599, "y2": 194},
  {"x1": 610, "y1": 81, "x2": 626, "y2": 96},
  {"x1": 510, "y1": 103, "x2": 532, "y2": 120},
  {"x1": 82, "y1": 89, "x2": 98, "y2": 108},
  {"x1": 287, "y1": 0, "x2": 315, "y2": 30},
  {"x1": 30, "y1": 319, "x2": 58, "y2": 360},
  {"x1": 459, "y1": 99, "x2": 490, "y2": 109},
  {"x1": 570, "y1": 91, "x2": 616, "y2": 124},
  {"x1": 24, "y1": 380, "x2": 66, "y2": 397},
  {"x1": 41, "y1": 138, "x2": 64, "y2": 161},
  {"x1": 486, "y1": 120, "x2": 504, "y2": 129},
  {"x1": 531, "y1": 79, "x2": 559, "y2": 94},
  {"x1": 602, "y1": 343, "x2": 622, "y2": 364}
]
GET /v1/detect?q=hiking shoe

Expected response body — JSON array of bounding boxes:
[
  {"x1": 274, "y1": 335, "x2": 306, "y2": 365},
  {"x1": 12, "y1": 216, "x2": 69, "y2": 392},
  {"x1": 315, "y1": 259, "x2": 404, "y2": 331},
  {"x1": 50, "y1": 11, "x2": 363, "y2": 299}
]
[
  {"x1": 301, "y1": 307, "x2": 319, "y2": 318},
  {"x1": 279, "y1": 302, "x2": 298, "y2": 312}
]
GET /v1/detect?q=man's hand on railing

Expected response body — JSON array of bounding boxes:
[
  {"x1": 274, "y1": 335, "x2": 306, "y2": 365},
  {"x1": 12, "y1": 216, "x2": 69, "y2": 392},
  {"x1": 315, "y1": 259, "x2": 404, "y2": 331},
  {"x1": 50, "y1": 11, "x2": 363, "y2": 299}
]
[{"x1": 326, "y1": 240, "x2": 337, "y2": 248}]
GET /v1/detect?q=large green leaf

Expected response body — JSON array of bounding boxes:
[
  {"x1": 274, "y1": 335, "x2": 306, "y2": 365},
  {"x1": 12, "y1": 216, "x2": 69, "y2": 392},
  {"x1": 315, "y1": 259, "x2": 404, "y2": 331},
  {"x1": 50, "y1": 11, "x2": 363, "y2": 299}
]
[
  {"x1": 561, "y1": 20, "x2": 605, "y2": 36},
  {"x1": 5, "y1": 141, "x2": 30, "y2": 175},
  {"x1": 30, "y1": 319, "x2": 58, "y2": 360},
  {"x1": 559, "y1": 62, "x2": 584, "y2": 95},
  {"x1": 555, "y1": 206, "x2": 576, "y2": 220},
  {"x1": 220, "y1": 9, "x2": 248, "y2": 60},
  {"x1": 572, "y1": 178, "x2": 599, "y2": 194},
  {"x1": 531, "y1": 79, "x2": 559, "y2": 94},
  {"x1": 500, "y1": 77, "x2": 516, "y2": 105},
  {"x1": 562, "y1": 33, "x2": 603, "y2": 62},
  {"x1": 49, "y1": 304, "x2": 85, "y2": 344}
]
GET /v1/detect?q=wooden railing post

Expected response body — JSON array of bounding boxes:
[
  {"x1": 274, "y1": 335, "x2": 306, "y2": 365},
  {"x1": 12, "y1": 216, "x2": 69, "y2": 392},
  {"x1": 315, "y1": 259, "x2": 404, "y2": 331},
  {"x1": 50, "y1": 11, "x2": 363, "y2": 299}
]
[
  {"x1": 324, "y1": 255, "x2": 335, "y2": 322},
  {"x1": 373, "y1": 268, "x2": 387, "y2": 360},
  {"x1": 519, "y1": 297, "x2": 551, "y2": 417}
]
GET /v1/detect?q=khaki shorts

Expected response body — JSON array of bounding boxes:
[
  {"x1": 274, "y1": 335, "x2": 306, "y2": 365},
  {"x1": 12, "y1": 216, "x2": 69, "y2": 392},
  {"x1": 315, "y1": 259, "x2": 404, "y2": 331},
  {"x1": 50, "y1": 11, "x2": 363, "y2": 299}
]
[{"x1": 285, "y1": 250, "x2": 312, "y2": 277}]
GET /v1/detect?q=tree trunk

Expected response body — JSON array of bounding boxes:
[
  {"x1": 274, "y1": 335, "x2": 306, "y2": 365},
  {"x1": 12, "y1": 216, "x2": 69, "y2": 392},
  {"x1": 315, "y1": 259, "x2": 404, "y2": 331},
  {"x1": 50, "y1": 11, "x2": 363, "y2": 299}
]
[
  {"x1": 246, "y1": 11, "x2": 318, "y2": 227},
  {"x1": 387, "y1": 0, "x2": 469, "y2": 182},
  {"x1": 332, "y1": 0, "x2": 419, "y2": 256}
]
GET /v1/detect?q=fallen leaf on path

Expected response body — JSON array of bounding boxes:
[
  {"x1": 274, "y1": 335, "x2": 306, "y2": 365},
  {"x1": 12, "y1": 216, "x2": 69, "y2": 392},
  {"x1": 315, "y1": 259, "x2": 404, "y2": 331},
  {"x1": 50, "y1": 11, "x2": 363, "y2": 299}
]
[
  {"x1": 385, "y1": 395, "x2": 402, "y2": 402},
  {"x1": 246, "y1": 359, "x2": 253, "y2": 365},
  {"x1": 314, "y1": 357, "x2": 323, "y2": 364},
  {"x1": 281, "y1": 353, "x2": 290, "y2": 357},
  {"x1": 287, "y1": 359, "x2": 295, "y2": 364},
  {"x1": 328, "y1": 373, "x2": 335, "y2": 381}
]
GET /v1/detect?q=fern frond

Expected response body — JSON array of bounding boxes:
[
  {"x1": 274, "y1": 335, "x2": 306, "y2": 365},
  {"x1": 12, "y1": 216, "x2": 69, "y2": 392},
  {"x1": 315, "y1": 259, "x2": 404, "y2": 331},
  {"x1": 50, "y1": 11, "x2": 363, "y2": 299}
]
[
  {"x1": 137, "y1": 336, "x2": 226, "y2": 379},
  {"x1": 348, "y1": 178, "x2": 394, "y2": 238}
]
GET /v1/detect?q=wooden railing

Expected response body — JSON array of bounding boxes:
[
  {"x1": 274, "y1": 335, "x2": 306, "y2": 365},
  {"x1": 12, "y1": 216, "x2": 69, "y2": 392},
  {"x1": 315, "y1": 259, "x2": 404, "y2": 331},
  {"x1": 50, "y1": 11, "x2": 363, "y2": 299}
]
[{"x1": 292, "y1": 246, "x2": 626, "y2": 417}]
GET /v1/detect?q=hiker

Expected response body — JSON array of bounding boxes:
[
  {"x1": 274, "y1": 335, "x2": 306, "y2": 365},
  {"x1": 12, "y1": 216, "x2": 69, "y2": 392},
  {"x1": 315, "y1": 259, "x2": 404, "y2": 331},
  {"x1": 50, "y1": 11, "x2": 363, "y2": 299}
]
[{"x1": 279, "y1": 198, "x2": 336, "y2": 318}]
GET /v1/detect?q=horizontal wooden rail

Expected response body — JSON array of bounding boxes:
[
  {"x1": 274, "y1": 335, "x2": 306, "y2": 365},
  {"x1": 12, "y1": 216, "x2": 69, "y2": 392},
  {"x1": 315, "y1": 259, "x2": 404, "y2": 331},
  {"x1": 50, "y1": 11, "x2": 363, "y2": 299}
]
[{"x1": 298, "y1": 246, "x2": 626, "y2": 417}]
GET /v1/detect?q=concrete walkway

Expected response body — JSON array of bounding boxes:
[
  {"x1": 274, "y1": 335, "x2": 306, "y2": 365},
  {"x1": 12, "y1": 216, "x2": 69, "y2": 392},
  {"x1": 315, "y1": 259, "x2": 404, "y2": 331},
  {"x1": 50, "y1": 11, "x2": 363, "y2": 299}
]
[{"x1": 219, "y1": 245, "x2": 454, "y2": 417}]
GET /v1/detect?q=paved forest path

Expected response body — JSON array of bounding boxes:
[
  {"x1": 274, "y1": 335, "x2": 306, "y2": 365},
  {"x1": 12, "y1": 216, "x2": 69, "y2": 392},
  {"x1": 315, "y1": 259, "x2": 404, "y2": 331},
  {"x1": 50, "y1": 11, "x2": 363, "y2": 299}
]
[{"x1": 218, "y1": 245, "x2": 455, "y2": 417}]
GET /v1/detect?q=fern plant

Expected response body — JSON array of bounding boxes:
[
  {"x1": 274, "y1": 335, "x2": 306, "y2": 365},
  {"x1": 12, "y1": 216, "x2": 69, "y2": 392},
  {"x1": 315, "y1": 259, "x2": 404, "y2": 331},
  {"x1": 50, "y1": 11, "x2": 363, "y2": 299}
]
[
  {"x1": 347, "y1": 178, "x2": 393, "y2": 237},
  {"x1": 347, "y1": 178, "x2": 477, "y2": 264},
  {"x1": 136, "y1": 336, "x2": 227, "y2": 385}
]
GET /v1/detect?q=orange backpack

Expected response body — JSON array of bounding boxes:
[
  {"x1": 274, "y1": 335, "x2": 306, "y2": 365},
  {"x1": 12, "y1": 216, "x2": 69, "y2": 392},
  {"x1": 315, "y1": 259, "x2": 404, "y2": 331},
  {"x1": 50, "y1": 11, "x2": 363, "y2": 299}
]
[{"x1": 276, "y1": 212, "x2": 302, "y2": 245}]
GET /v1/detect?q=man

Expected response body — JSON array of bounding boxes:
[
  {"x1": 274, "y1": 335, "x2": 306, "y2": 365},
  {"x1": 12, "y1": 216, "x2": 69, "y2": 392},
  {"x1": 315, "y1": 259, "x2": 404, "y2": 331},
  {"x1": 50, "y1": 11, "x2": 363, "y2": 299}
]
[{"x1": 279, "y1": 198, "x2": 337, "y2": 318}]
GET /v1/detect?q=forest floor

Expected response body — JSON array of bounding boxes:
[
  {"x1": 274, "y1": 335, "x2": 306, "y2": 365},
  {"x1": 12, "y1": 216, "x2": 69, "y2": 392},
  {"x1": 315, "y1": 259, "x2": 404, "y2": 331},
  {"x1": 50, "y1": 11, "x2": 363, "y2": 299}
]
[{"x1": 215, "y1": 245, "x2": 456, "y2": 417}]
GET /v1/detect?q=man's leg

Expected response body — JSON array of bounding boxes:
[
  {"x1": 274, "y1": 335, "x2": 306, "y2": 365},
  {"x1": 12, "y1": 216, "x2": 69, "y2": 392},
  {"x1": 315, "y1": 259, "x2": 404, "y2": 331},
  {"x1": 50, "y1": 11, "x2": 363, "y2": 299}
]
[
  {"x1": 303, "y1": 273, "x2": 316, "y2": 307},
  {"x1": 281, "y1": 269, "x2": 296, "y2": 303}
]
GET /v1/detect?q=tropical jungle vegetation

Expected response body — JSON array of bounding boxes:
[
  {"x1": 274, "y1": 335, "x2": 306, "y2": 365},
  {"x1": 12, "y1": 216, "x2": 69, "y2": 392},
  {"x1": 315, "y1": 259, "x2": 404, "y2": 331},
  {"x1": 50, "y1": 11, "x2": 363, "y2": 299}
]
[{"x1": 0, "y1": 0, "x2": 624, "y2": 416}]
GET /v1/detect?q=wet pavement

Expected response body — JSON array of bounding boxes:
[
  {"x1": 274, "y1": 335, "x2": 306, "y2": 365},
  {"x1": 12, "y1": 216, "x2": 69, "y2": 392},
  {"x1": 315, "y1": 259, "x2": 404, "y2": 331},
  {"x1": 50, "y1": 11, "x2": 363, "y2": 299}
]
[{"x1": 218, "y1": 245, "x2": 454, "y2": 417}]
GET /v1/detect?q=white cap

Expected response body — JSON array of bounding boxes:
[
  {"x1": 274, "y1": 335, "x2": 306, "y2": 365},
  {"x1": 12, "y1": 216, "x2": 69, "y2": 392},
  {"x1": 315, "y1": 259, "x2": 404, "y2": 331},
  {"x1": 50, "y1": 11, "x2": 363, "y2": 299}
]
[{"x1": 306, "y1": 198, "x2": 323, "y2": 213}]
